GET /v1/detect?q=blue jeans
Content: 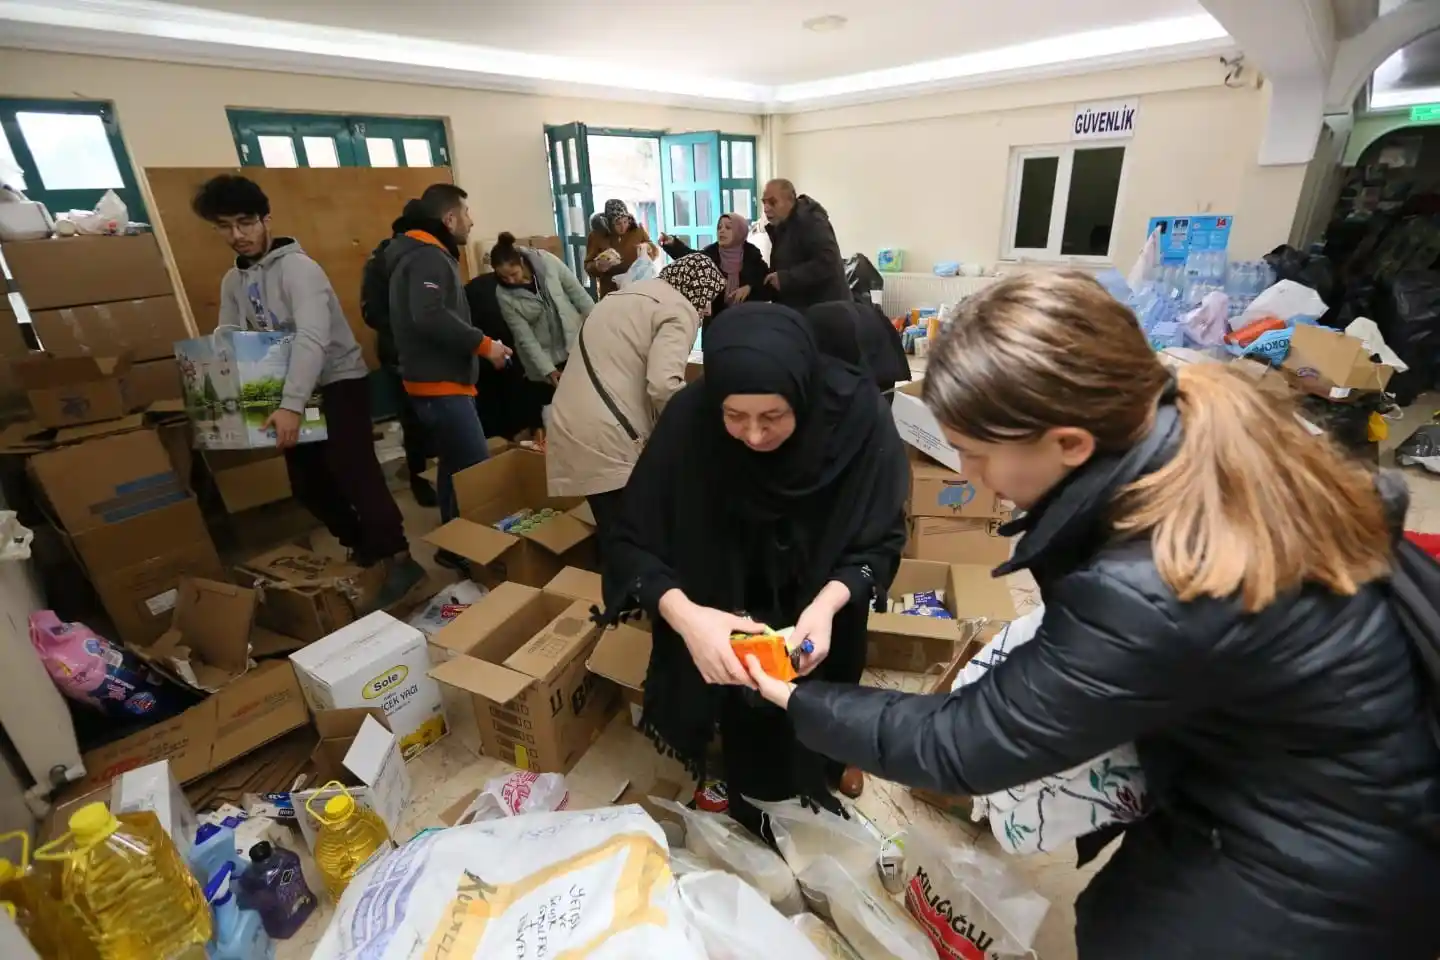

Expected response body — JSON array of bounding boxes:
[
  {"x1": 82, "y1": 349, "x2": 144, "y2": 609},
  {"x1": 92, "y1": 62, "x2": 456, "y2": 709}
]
[{"x1": 409, "y1": 394, "x2": 489, "y2": 524}]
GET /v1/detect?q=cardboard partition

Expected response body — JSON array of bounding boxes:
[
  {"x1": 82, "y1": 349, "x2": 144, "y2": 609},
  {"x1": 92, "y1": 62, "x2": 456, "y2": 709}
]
[
  {"x1": 2, "y1": 234, "x2": 174, "y2": 310},
  {"x1": 139, "y1": 578, "x2": 257, "y2": 693},
  {"x1": 30, "y1": 296, "x2": 190, "y2": 361},
  {"x1": 906, "y1": 514, "x2": 1014, "y2": 567},
  {"x1": 867, "y1": 560, "x2": 1016, "y2": 672},
  {"x1": 290, "y1": 612, "x2": 449, "y2": 760},
  {"x1": 28, "y1": 427, "x2": 187, "y2": 535},
  {"x1": 428, "y1": 582, "x2": 620, "y2": 773},
  {"x1": 906, "y1": 447, "x2": 1002, "y2": 519},
  {"x1": 13, "y1": 352, "x2": 139, "y2": 428},
  {"x1": 78, "y1": 660, "x2": 309, "y2": 789},
  {"x1": 423, "y1": 449, "x2": 596, "y2": 587},
  {"x1": 892, "y1": 380, "x2": 962, "y2": 472},
  {"x1": 126, "y1": 357, "x2": 184, "y2": 408},
  {"x1": 1282, "y1": 324, "x2": 1395, "y2": 398},
  {"x1": 235, "y1": 544, "x2": 384, "y2": 643},
  {"x1": 202, "y1": 449, "x2": 292, "y2": 513}
]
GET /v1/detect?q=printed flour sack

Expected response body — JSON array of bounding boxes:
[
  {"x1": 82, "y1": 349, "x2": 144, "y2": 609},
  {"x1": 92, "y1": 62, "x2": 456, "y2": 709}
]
[
  {"x1": 311, "y1": 806, "x2": 704, "y2": 959},
  {"x1": 903, "y1": 825, "x2": 1050, "y2": 959}
]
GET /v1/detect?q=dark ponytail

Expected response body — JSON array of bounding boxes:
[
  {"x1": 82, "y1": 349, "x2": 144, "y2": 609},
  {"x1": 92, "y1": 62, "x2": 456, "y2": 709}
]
[{"x1": 491, "y1": 231, "x2": 523, "y2": 268}]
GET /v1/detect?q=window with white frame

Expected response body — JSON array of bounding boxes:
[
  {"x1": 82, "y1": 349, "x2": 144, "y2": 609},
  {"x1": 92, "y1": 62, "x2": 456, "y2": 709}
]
[{"x1": 1002, "y1": 144, "x2": 1127, "y2": 261}]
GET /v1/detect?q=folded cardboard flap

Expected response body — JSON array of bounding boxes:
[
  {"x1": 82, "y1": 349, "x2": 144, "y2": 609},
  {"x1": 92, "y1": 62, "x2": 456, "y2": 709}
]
[
  {"x1": 13, "y1": 352, "x2": 132, "y2": 389},
  {"x1": 430, "y1": 581, "x2": 566, "y2": 657},
  {"x1": 585, "y1": 624, "x2": 652, "y2": 691},
  {"x1": 312, "y1": 706, "x2": 391, "y2": 783},
  {"x1": 202, "y1": 449, "x2": 291, "y2": 514},
  {"x1": 543, "y1": 567, "x2": 603, "y2": 605},
  {"x1": 236, "y1": 543, "x2": 382, "y2": 642},
  {"x1": 28, "y1": 427, "x2": 186, "y2": 535},
  {"x1": 502, "y1": 600, "x2": 598, "y2": 683},
  {"x1": 867, "y1": 560, "x2": 1017, "y2": 671},
  {"x1": 892, "y1": 380, "x2": 962, "y2": 473},
  {"x1": 142, "y1": 577, "x2": 257, "y2": 692},
  {"x1": 425, "y1": 518, "x2": 516, "y2": 568},
  {"x1": 429, "y1": 654, "x2": 536, "y2": 707},
  {"x1": 1283, "y1": 324, "x2": 1395, "y2": 394}
]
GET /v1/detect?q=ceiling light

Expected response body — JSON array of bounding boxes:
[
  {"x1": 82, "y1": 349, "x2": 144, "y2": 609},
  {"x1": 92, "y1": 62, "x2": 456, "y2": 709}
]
[{"x1": 803, "y1": 14, "x2": 847, "y2": 33}]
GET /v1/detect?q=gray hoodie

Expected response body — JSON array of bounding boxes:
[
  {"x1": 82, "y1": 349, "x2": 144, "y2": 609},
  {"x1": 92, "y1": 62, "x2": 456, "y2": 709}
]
[{"x1": 217, "y1": 238, "x2": 368, "y2": 412}]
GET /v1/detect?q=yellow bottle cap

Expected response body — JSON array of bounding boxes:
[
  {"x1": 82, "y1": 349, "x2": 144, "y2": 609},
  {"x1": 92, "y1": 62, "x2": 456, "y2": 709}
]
[
  {"x1": 69, "y1": 803, "x2": 120, "y2": 845},
  {"x1": 0, "y1": 859, "x2": 15, "y2": 883},
  {"x1": 323, "y1": 794, "x2": 355, "y2": 820}
]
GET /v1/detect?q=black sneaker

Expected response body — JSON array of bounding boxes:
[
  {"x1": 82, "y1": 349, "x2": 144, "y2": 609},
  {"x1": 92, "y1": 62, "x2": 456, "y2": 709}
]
[
  {"x1": 375, "y1": 555, "x2": 426, "y2": 610},
  {"x1": 409, "y1": 475, "x2": 438, "y2": 508}
]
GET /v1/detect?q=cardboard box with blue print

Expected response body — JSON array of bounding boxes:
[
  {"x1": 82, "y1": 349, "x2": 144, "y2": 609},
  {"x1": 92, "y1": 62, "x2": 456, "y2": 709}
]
[
  {"x1": 13, "y1": 352, "x2": 141, "y2": 428},
  {"x1": 907, "y1": 447, "x2": 1003, "y2": 519},
  {"x1": 174, "y1": 329, "x2": 327, "y2": 450}
]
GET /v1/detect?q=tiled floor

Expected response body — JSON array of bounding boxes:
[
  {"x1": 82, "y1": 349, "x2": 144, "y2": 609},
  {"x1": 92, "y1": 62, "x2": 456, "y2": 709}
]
[{"x1": 277, "y1": 400, "x2": 1440, "y2": 959}]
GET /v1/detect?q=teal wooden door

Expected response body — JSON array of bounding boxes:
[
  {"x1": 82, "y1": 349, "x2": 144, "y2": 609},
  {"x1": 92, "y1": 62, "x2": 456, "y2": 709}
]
[
  {"x1": 544, "y1": 123, "x2": 594, "y2": 293},
  {"x1": 660, "y1": 132, "x2": 722, "y2": 255}
]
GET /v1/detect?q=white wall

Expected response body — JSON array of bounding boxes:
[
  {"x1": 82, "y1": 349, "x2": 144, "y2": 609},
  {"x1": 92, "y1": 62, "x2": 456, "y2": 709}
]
[
  {"x1": 778, "y1": 58, "x2": 1309, "y2": 271},
  {"x1": 0, "y1": 50, "x2": 761, "y2": 242}
]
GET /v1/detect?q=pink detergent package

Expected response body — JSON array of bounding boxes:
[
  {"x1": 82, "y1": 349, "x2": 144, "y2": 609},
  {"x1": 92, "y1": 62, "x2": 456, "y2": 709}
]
[{"x1": 29, "y1": 611, "x2": 184, "y2": 719}]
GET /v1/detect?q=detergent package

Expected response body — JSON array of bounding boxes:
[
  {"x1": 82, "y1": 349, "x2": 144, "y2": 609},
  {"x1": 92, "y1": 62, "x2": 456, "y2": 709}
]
[{"x1": 29, "y1": 611, "x2": 187, "y2": 719}]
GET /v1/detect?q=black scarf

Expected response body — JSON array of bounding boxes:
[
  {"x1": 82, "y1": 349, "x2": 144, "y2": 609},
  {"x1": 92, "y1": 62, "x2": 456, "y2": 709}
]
[{"x1": 599, "y1": 302, "x2": 909, "y2": 799}]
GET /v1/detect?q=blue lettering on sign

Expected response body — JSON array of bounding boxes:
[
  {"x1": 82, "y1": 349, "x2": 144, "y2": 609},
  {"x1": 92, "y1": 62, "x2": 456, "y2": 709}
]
[{"x1": 1075, "y1": 105, "x2": 1135, "y2": 137}]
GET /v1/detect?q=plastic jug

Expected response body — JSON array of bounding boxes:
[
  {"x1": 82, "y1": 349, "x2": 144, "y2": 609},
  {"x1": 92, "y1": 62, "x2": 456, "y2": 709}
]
[
  {"x1": 0, "y1": 829, "x2": 98, "y2": 960},
  {"x1": 187, "y1": 825, "x2": 238, "y2": 888},
  {"x1": 36, "y1": 803, "x2": 212, "y2": 960},
  {"x1": 1, "y1": 902, "x2": 43, "y2": 960},
  {"x1": 235, "y1": 842, "x2": 315, "y2": 939},
  {"x1": 305, "y1": 782, "x2": 391, "y2": 900},
  {"x1": 203, "y1": 863, "x2": 272, "y2": 960}
]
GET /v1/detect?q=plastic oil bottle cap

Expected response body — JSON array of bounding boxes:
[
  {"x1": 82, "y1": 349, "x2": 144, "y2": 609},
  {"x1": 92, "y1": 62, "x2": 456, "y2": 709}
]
[
  {"x1": 323, "y1": 794, "x2": 355, "y2": 821},
  {"x1": 69, "y1": 804, "x2": 120, "y2": 845}
]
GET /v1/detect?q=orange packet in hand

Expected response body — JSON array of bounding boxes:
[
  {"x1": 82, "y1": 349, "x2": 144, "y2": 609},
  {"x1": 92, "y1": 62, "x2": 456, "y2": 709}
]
[{"x1": 730, "y1": 631, "x2": 797, "y2": 682}]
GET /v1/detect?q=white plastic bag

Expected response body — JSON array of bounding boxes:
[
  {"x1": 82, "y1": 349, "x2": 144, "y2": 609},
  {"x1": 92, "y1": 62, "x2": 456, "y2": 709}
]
[
  {"x1": 1127, "y1": 226, "x2": 1160, "y2": 291},
  {"x1": 651, "y1": 796, "x2": 803, "y2": 914},
  {"x1": 313, "y1": 806, "x2": 703, "y2": 959},
  {"x1": 748, "y1": 797, "x2": 881, "y2": 913},
  {"x1": 406, "y1": 580, "x2": 486, "y2": 637},
  {"x1": 792, "y1": 913, "x2": 865, "y2": 959},
  {"x1": 801, "y1": 856, "x2": 934, "y2": 960},
  {"x1": 1238, "y1": 279, "x2": 1327, "y2": 325},
  {"x1": 615, "y1": 249, "x2": 658, "y2": 289},
  {"x1": 450, "y1": 771, "x2": 569, "y2": 824},
  {"x1": 677, "y1": 871, "x2": 825, "y2": 960},
  {"x1": 903, "y1": 825, "x2": 1049, "y2": 959},
  {"x1": 1182, "y1": 291, "x2": 1230, "y2": 347},
  {"x1": 60, "y1": 189, "x2": 127, "y2": 235}
]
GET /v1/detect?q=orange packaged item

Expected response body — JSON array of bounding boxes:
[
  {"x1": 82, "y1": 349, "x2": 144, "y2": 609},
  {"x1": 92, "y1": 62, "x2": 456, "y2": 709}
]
[
  {"x1": 730, "y1": 631, "x2": 797, "y2": 683},
  {"x1": 1225, "y1": 314, "x2": 1286, "y2": 347}
]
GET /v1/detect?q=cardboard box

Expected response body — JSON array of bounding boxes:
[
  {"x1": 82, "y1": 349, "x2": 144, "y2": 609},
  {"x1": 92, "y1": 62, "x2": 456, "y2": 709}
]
[
  {"x1": 175, "y1": 329, "x2": 327, "y2": 450},
  {"x1": 139, "y1": 578, "x2": 257, "y2": 693},
  {"x1": 85, "y1": 513, "x2": 227, "y2": 646},
  {"x1": 111, "y1": 760, "x2": 198, "y2": 854},
  {"x1": 202, "y1": 449, "x2": 291, "y2": 513},
  {"x1": 2, "y1": 234, "x2": 174, "y2": 310},
  {"x1": 908, "y1": 653, "x2": 977, "y2": 820},
  {"x1": 541, "y1": 566, "x2": 656, "y2": 693},
  {"x1": 1282, "y1": 324, "x2": 1395, "y2": 398},
  {"x1": 892, "y1": 380, "x2": 961, "y2": 472},
  {"x1": 424, "y1": 449, "x2": 596, "y2": 588},
  {"x1": 28, "y1": 427, "x2": 187, "y2": 535},
  {"x1": 304, "y1": 709, "x2": 411, "y2": 839},
  {"x1": 867, "y1": 560, "x2": 1016, "y2": 672},
  {"x1": 13, "y1": 353, "x2": 139, "y2": 428},
  {"x1": 428, "y1": 582, "x2": 620, "y2": 773},
  {"x1": 907, "y1": 448, "x2": 1001, "y2": 519},
  {"x1": 78, "y1": 660, "x2": 309, "y2": 788},
  {"x1": 31, "y1": 296, "x2": 189, "y2": 361},
  {"x1": 290, "y1": 611, "x2": 449, "y2": 759},
  {"x1": 235, "y1": 544, "x2": 385, "y2": 643},
  {"x1": 126, "y1": 357, "x2": 184, "y2": 408},
  {"x1": 906, "y1": 514, "x2": 1014, "y2": 567}
]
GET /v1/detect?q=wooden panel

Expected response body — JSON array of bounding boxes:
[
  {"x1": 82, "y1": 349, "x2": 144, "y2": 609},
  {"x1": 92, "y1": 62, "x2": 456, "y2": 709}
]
[{"x1": 145, "y1": 166, "x2": 462, "y2": 369}]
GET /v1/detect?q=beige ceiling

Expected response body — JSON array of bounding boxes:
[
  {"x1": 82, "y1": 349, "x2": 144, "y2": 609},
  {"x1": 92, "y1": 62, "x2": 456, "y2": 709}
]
[{"x1": 175, "y1": 0, "x2": 1208, "y2": 86}]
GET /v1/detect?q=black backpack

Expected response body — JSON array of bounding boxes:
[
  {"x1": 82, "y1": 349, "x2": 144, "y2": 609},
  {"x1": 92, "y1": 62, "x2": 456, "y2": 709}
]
[{"x1": 360, "y1": 238, "x2": 392, "y2": 334}]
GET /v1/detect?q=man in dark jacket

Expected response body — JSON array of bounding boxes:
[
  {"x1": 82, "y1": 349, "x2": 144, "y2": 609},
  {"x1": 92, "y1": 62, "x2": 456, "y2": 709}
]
[
  {"x1": 761, "y1": 179, "x2": 850, "y2": 311},
  {"x1": 387, "y1": 184, "x2": 511, "y2": 570}
]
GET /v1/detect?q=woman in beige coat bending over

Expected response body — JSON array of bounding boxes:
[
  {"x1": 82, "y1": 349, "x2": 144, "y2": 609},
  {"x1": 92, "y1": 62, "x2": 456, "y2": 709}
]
[{"x1": 546, "y1": 253, "x2": 727, "y2": 555}]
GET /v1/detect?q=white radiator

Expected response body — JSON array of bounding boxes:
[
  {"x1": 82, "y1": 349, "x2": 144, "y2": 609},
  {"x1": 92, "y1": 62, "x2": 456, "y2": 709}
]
[{"x1": 879, "y1": 272, "x2": 998, "y2": 318}]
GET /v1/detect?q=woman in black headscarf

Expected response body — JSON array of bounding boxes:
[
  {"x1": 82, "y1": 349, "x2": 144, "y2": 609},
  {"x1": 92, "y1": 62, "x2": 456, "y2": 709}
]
[
  {"x1": 600, "y1": 302, "x2": 909, "y2": 836},
  {"x1": 806, "y1": 300, "x2": 910, "y2": 397}
]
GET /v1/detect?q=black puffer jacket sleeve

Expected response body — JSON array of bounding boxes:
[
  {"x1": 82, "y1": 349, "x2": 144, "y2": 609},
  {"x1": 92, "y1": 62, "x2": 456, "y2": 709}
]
[{"x1": 790, "y1": 563, "x2": 1210, "y2": 795}]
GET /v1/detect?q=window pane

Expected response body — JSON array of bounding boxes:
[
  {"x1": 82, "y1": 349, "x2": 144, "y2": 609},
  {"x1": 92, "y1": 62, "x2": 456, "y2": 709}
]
[
  {"x1": 696, "y1": 189, "x2": 713, "y2": 227},
  {"x1": 567, "y1": 194, "x2": 586, "y2": 235},
  {"x1": 721, "y1": 146, "x2": 730, "y2": 179},
  {"x1": 697, "y1": 233, "x2": 714, "y2": 249},
  {"x1": 732, "y1": 188, "x2": 752, "y2": 218},
  {"x1": 552, "y1": 139, "x2": 566, "y2": 186},
  {"x1": 568, "y1": 141, "x2": 579, "y2": 186},
  {"x1": 731, "y1": 140, "x2": 754, "y2": 179},
  {"x1": 366, "y1": 138, "x2": 398, "y2": 167},
  {"x1": 1061, "y1": 147, "x2": 1125, "y2": 257},
  {"x1": 672, "y1": 191, "x2": 693, "y2": 227},
  {"x1": 694, "y1": 141, "x2": 712, "y2": 181},
  {"x1": 669, "y1": 144, "x2": 691, "y2": 182},
  {"x1": 1013, "y1": 155, "x2": 1059, "y2": 250},
  {"x1": 257, "y1": 135, "x2": 298, "y2": 168},
  {"x1": 302, "y1": 136, "x2": 339, "y2": 168},
  {"x1": 722, "y1": 189, "x2": 732, "y2": 212},
  {"x1": 16, "y1": 112, "x2": 124, "y2": 190},
  {"x1": 403, "y1": 138, "x2": 433, "y2": 167},
  {"x1": 0, "y1": 125, "x2": 26, "y2": 190}
]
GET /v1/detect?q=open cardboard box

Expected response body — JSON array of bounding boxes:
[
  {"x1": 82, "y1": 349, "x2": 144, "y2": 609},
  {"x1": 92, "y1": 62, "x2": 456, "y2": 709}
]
[
  {"x1": 136, "y1": 577, "x2": 257, "y2": 693},
  {"x1": 423, "y1": 449, "x2": 597, "y2": 588},
  {"x1": 868, "y1": 560, "x2": 1016, "y2": 672},
  {"x1": 13, "y1": 352, "x2": 140, "y2": 428},
  {"x1": 892, "y1": 380, "x2": 962, "y2": 472},
  {"x1": 428, "y1": 581, "x2": 620, "y2": 773},
  {"x1": 234, "y1": 543, "x2": 386, "y2": 643},
  {"x1": 298, "y1": 708, "x2": 410, "y2": 841},
  {"x1": 1282, "y1": 323, "x2": 1395, "y2": 398}
]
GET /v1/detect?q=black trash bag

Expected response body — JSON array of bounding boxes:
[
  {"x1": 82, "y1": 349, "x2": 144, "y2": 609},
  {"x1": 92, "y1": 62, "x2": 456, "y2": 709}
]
[
  {"x1": 1373, "y1": 270, "x2": 1440, "y2": 405},
  {"x1": 1265, "y1": 244, "x2": 1340, "y2": 307},
  {"x1": 1297, "y1": 393, "x2": 1386, "y2": 462},
  {"x1": 845, "y1": 253, "x2": 885, "y2": 301},
  {"x1": 1397, "y1": 424, "x2": 1440, "y2": 474}
]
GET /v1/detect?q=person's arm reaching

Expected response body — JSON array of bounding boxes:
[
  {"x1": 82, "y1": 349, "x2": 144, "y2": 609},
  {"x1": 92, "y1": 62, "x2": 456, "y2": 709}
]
[
  {"x1": 644, "y1": 308, "x2": 699, "y2": 414},
  {"x1": 778, "y1": 216, "x2": 844, "y2": 297},
  {"x1": 659, "y1": 236, "x2": 694, "y2": 260},
  {"x1": 553, "y1": 251, "x2": 596, "y2": 320},
  {"x1": 779, "y1": 569, "x2": 1210, "y2": 797}
]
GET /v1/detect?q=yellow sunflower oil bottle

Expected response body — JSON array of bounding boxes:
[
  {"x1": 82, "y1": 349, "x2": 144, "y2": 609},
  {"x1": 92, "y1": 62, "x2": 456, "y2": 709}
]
[
  {"x1": 35, "y1": 803, "x2": 211, "y2": 960},
  {"x1": 1, "y1": 901, "x2": 44, "y2": 960},
  {"x1": 0, "y1": 829, "x2": 99, "y2": 960},
  {"x1": 306, "y1": 782, "x2": 391, "y2": 900}
]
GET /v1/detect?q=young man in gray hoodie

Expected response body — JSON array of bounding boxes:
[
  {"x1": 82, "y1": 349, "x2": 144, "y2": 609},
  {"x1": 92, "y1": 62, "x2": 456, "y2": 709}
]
[{"x1": 194, "y1": 174, "x2": 422, "y2": 604}]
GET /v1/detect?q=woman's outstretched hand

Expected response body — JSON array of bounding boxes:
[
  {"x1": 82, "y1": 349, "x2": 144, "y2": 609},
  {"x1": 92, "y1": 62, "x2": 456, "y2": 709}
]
[
  {"x1": 659, "y1": 590, "x2": 761, "y2": 687},
  {"x1": 745, "y1": 655, "x2": 796, "y2": 708}
]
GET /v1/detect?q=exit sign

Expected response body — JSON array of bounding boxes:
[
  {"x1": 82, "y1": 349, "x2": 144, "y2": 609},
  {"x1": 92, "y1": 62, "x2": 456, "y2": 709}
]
[{"x1": 1411, "y1": 104, "x2": 1440, "y2": 122}]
